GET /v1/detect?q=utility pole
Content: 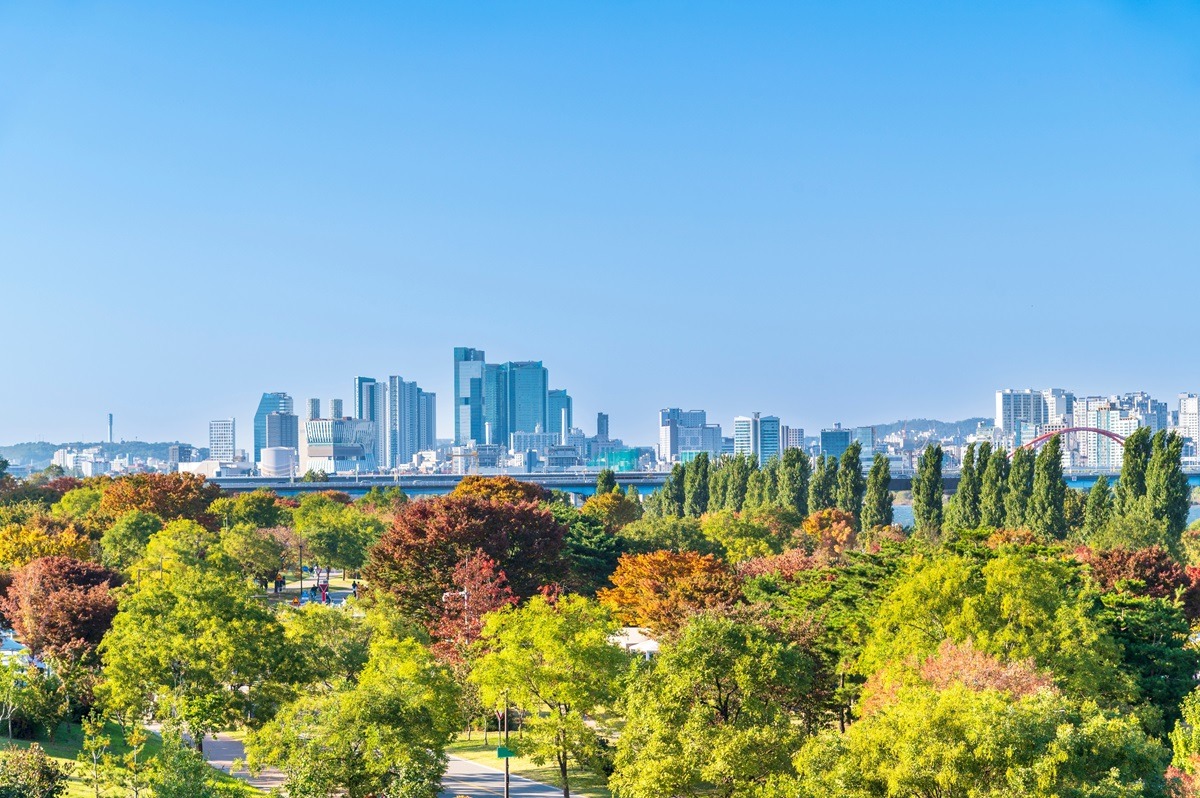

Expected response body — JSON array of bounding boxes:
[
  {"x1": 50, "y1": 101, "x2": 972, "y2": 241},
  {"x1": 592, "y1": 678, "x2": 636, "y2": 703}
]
[{"x1": 504, "y1": 689, "x2": 510, "y2": 798}]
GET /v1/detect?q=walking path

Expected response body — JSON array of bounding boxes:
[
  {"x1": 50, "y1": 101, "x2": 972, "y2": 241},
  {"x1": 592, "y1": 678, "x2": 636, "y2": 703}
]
[{"x1": 202, "y1": 732, "x2": 286, "y2": 793}]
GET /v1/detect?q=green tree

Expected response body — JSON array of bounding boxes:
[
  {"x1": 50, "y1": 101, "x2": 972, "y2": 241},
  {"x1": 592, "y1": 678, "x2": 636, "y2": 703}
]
[
  {"x1": 808, "y1": 456, "x2": 837, "y2": 514},
  {"x1": 724, "y1": 455, "x2": 755, "y2": 512},
  {"x1": 293, "y1": 494, "x2": 384, "y2": 573},
  {"x1": 700, "y1": 510, "x2": 781, "y2": 563},
  {"x1": 76, "y1": 713, "x2": 109, "y2": 798},
  {"x1": 912, "y1": 445, "x2": 943, "y2": 535},
  {"x1": 611, "y1": 615, "x2": 817, "y2": 798},
  {"x1": 208, "y1": 489, "x2": 288, "y2": 530},
  {"x1": 978, "y1": 448, "x2": 1009, "y2": 528},
  {"x1": 1144, "y1": 430, "x2": 1189, "y2": 540},
  {"x1": 1027, "y1": 435, "x2": 1066, "y2": 538},
  {"x1": 777, "y1": 448, "x2": 811, "y2": 517},
  {"x1": 683, "y1": 453, "x2": 710, "y2": 517},
  {"x1": 595, "y1": 469, "x2": 617, "y2": 496},
  {"x1": 1084, "y1": 475, "x2": 1113, "y2": 539},
  {"x1": 148, "y1": 720, "x2": 223, "y2": 798},
  {"x1": 107, "y1": 723, "x2": 150, "y2": 798},
  {"x1": 0, "y1": 743, "x2": 72, "y2": 798},
  {"x1": 835, "y1": 442, "x2": 865, "y2": 528},
  {"x1": 860, "y1": 454, "x2": 893, "y2": 531},
  {"x1": 1062, "y1": 487, "x2": 1087, "y2": 538},
  {"x1": 948, "y1": 443, "x2": 981, "y2": 531},
  {"x1": 1116, "y1": 426, "x2": 1152, "y2": 513},
  {"x1": 1005, "y1": 447, "x2": 1035, "y2": 529},
  {"x1": 472, "y1": 595, "x2": 628, "y2": 798},
  {"x1": 99, "y1": 510, "x2": 164, "y2": 571}
]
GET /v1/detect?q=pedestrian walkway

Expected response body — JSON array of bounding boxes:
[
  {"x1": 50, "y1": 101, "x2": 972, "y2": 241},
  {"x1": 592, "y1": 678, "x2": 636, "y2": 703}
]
[
  {"x1": 440, "y1": 756, "x2": 564, "y2": 797},
  {"x1": 201, "y1": 732, "x2": 283, "y2": 793}
]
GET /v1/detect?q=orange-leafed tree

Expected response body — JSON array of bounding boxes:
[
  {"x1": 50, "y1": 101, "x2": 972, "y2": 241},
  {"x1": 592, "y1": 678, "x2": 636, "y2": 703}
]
[
  {"x1": 798, "y1": 508, "x2": 857, "y2": 561},
  {"x1": 98, "y1": 473, "x2": 222, "y2": 530},
  {"x1": 598, "y1": 550, "x2": 740, "y2": 633},
  {"x1": 450, "y1": 475, "x2": 550, "y2": 505}
]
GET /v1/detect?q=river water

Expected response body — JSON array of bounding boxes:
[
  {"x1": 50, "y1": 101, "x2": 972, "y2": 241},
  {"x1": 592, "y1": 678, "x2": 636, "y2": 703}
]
[{"x1": 889, "y1": 504, "x2": 1200, "y2": 529}]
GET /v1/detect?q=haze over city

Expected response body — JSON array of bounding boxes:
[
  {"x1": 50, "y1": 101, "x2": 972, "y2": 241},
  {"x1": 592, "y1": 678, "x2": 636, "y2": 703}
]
[{"x1": 4, "y1": 2, "x2": 1200, "y2": 447}]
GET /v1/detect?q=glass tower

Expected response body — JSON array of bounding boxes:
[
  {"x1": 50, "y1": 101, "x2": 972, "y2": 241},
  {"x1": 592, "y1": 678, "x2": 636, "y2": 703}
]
[{"x1": 253, "y1": 392, "x2": 293, "y2": 463}]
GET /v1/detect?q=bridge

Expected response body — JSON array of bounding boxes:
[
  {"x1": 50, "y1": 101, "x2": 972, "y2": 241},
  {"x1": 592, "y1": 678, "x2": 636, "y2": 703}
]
[
  {"x1": 1018, "y1": 426, "x2": 1127, "y2": 452},
  {"x1": 212, "y1": 472, "x2": 671, "y2": 497}
]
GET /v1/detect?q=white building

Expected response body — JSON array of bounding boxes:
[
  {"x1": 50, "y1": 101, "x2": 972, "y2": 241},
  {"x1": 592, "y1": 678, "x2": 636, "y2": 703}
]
[
  {"x1": 209, "y1": 419, "x2": 236, "y2": 463},
  {"x1": 733, "y1": 413, "x2": 781, "y2": 466}
]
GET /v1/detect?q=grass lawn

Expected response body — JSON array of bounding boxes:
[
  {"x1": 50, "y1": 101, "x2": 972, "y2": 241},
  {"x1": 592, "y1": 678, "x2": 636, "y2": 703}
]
[
  {"x1": 4, "y1": 721, "x2": 261, "y2": 797},
  {"x1": 448, "y1": 735, "x2": 613, "y2": 798}
]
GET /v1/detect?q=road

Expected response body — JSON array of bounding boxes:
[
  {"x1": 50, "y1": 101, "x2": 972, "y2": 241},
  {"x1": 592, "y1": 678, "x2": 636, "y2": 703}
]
[{"x1": 440, "y1": 756, "x2": 565, "y2": 798}]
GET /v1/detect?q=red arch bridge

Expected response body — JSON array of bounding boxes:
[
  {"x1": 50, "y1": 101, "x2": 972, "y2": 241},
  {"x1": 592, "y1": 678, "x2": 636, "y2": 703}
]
[{"x1": 1016, "y1": 426, "x2": 1128, "y2": 453}]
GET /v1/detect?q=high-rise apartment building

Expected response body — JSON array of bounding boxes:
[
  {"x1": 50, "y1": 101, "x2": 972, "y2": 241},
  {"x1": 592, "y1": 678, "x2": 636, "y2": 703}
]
[
  {"x1": 548, "y1": 389, "x2": 573, "y2": 439},
  {"x1": 388, "y1": 377, "x2": 437, "y2": 468},
  {"x1": 253, "y1": 392, "x2": 294, "y2": 463},
  {"x1": 733, "y1": 413, "x2": 780, "y2": 466},
  {"x1": 354, "y1": 377, "x2": 388, "y2": 467},
  {"x1": 306, "y1": 398, "x2": 320, "y2": 421},
  {"x1": 209, "y1": 419, "x2": 236, "y2": 463},
  {"x1": 1180, "y1": 394, "x2": 1200, "y2": 446},
  {"x1": 329, "y1": 399, "x2": 344, "y2": 419},
  {"x1": 995, "y1": 388, "x2": 1075, "y2": 437},
  {"x1": 659, "y1": 408, "x2": 722, "y2": 461},
  {"x1": 454, "y1": 347, "x2": 486, "y2": 445}
]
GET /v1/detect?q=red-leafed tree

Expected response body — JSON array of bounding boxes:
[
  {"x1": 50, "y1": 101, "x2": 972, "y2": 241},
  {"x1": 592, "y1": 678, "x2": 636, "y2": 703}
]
[
  {"x1": 98, "y1": 473, "x2": 222, "y2": 530},
  {"x1": 737, "y1": 548, "x2": 820, "y2": 580},
  {"x1": 0, "y1": 556, "x2": 119, "y2": 659},
  {"x1": 430, "y1": 551, "x2": 517, "y2": 663},
  {"x1": 364, "y1": 495, "x2": 565, "y2": 622},
  {"x1": 1077, "y1": 545, "x2": 1200, "y2": 620}
]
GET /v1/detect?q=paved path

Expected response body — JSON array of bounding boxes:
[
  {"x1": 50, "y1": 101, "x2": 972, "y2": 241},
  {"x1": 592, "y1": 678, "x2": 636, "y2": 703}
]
[
  {"x1": 201, "y1": 733, "x2": 284, "y2": 793},
  {"x1": 440, "y1": 756, "x2": 565, "y2": 798}
]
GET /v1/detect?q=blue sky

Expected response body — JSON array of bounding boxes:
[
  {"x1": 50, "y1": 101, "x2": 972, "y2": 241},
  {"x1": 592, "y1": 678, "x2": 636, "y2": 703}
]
[{"x1": 2, "y1": 1, "x2": 1198, "y2": 449}]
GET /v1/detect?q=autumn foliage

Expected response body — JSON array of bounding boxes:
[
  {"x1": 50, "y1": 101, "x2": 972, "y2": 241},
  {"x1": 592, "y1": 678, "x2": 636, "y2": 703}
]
[
  {"x1": 798, "y1": 508, "x2": 857, "y2": 561},
  {"x1": 0, "y1": 556, "x2": 119, "y2": 659},
  {"x1": 1077, "y1": 545, "x2": 1200, "y2": 621},
  {"x1": 598, "y1": 550, "x2": 740, "y2": 633},
  {"x1": 430, "y1": 551, "x2": 517, "y2": 663},
  {"x1": 364, "y1": 495, "x2": 565, "y2": 621},
  {"x1": 450, "y1": 475, "x2": 550, "y2": 505},
  {"x1": 98, "y1": 472, "x2": 222, "y2": 530}
]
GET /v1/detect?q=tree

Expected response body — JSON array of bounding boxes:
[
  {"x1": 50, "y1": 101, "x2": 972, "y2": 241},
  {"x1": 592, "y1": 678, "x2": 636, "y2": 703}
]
[
  {"x1": 722, "y1": 455, "x2": 755, "y2": 512},
  {"x1": 948, "y1": 443, "x2": 981, "y2": 530},
  {"x1": 364, "y1": 495, "x2": 565, "y2": 622},
  {"x1": 76, "y1": 713, "x2": 109, "y2": 798},
  {"x1": 912, "y1": 445, "x2": 943, "y2": 535},
  {"x1": 0, "y1": 743, "x2": 72, "y2": 798},
  {"x1": 97, "y1": 473, "x2": 221, "y2": 530},
  {"x1": 580, "y1": 491, "x2": 642, "y2": 533},
  {"x1": 1005, "y1": 447, "x2": 1035, "y2": 529},
  {"x1": 835, "y1": 442, "x2": 865, "y2": 527},
  {"x1": 1027, "y1": 435, "x2": 1066, "y2": 538},
  {"x1": 778, "y1": 448, "x2": 811, "y2": 517},
  {"x1": 860, "y1": 454, "x2": 893, "y2": 530},
  {"x1": 683, "y1": 453, "x2": 710, "y2": 517},
  {"x1": 664, "y1": 464, "x2": 686, "y2": 516},
  {"x1": 978, "y1": 447, "x2": 1009, "y2": 528},
  {"x1": 107, "y1": 723, "x2": 150, "y2": 798},
  {"x1": 97, "y1": 572, "x2": 298, "y2": 743},
  {"x1": 595, "y1": 469, "x2": 617, "y2": 496},
  {"x1": 1063, "y1": 487, "x2": 1087, "y2": 537},
  {"x1": 220, "y1": 522, "x2": 288, "y2": 583},
  {"x1": 1090, "y1": 504, "x2": 1178, "y2": 557},
  {"x1": 99, "y1": 510, "x2": 163, "y2": 571},
  {"x1": 1084, "y1": 476, "x2": 1113, "y2": 539},
  {"x1": 799, "y1": 509, "x2": 857, "y2": 561},
  {"x1": 300, "y1": 469, "x2": 329, "y2": 483},
  {"x1": 208, "y1": 489, "x2": 289, "y2": 530},
  {"x1": 700, "y1": 510, "x2": 783, "y2": 563},
  {"x1": 1116, "y1": 426, "x2": 1153, "y2": 513},
  {"x1": 355, "y1": 485, "x2": 408, "y2": 515},
  {"x1": 147, "y1": 720, "x2": 223, "y2": 798},
  {"x1": 293, "y1": 494, "x2": 384, "y2": 574},
  {"x1": 1, "y1": 557, "x2": 117, "y2": 661},
  {"x1": 1145, "y1": 431, "x2": 1189, "y2": 540},
  {"x1": 248, "y1": 637, "x2": 460, "y2": 798},
  {"x1": 611, "y1": 614, "x2": 818, "y2": 798},
  {"x1": 598, "y1": 550, "x2": 740, "y2": 633},
  {"x1": 0, "y1": 523, "x2": 91, "y2": 571},
  {"x1": 808, "y1": 456, "x2": 837, "y2": 514},
  {"x1": 616, "y1": 516, "x2": 715, "y2": 556},
  {"x1": 430, "y1": 551, "x2": 517, "y2": 663},
  {"x1": 281, "y1": 604, "x2": 373, "y2": 688},
  {"x1": 451, "y1": 475, "x2": 550, "y2": 505},
  {"x1": 472, "y1": 596, "x2": 627, "y2": 798}
]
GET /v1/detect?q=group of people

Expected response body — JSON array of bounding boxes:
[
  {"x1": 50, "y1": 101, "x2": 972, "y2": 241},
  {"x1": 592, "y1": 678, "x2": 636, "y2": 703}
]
[{"x1": 278, "y1": 566, "x2": 361, "y2": 606}]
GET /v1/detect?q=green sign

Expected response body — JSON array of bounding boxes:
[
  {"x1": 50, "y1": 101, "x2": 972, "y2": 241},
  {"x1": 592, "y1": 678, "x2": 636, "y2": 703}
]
[{"x1": 497, "y1": 746, "x2": 516, "y2": 759}]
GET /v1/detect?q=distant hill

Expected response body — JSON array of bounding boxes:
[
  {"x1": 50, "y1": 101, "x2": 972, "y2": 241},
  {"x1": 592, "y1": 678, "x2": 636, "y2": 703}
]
[
  {"x1": 868, "y1": 418, "x2": 991, "y2": 440},
  {"x1": 0, "y1": 441, "x2": 191, "y2": 467}
]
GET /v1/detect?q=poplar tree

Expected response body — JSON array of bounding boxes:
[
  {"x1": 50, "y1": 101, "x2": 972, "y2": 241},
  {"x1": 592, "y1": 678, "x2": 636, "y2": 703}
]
[
  {"x1": 861, "y1": 453, "x2": 893, "y2": 530},
  {"x1": 726, "y1": 455, "x2": 754, "y2": 512},
  {"x1": 683, "y1": 453, "x2": 710, "y2": 517},
  {"x1": 809, "y1": 455, "x2": 838, "y2": 513},
  {"x1": 596, "y1": 469, "x2": 618, "y2": 495},
  {"x1": 1144, "y1": 430, "x2": 1189, "y2": 539},
  {"x1": 1083, "y1": 476, "x2": 1113, "y2": 539},
  {"x1": 1005, "y1": 448, "x2": 1035, "y2": 529},
  {"x1": 950, "y1": 443, "x2": 981, "y2": 530},
  {"x1": 1028, "y1": 435, "x2": 1066, "y2": 538},
  {"x1": 1115, "y1": 427, "x2": 1152, "y2": 514},
  {"x1": 836, "y1": 442, "x2": 866, "y2": 527},
  {"x1": 709, "y1": 463, "x2": 729, "y2": 512},
  {"x1": 912, "y1": 444, "x2": 943, "y2": 535},
  {"x1": 777, "y1": 448, "x2": 811, "y2": 517},
  {"x1": 979, "y1": 448, "x2": 1009, "y2": 528}
]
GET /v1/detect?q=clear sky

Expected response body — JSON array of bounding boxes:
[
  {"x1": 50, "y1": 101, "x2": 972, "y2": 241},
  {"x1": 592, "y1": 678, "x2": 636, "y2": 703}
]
[{"x1": 2, "y1": 1, "x2": 1198, "y2": 449}]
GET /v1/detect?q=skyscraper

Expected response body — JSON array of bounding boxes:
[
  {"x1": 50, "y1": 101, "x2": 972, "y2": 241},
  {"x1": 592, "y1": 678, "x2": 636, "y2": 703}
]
[
  {"x1": 820, "y1": 424, "x2": 852, "y2": 459},
  {"x1": 354, "y1": 377, "x2": 388, "y2": 467},
  {"x1": 733, "y1": 413, "x2": 780, "y2": 466},
  {"x1": 659, "y1": 408, "x2": 722, "y2": 461},
  {"x1": 306, "y1": 398, "x2": 321, "y2": 421},
  {"x1": 209, "y1": 419, "x2": 236, "y2": 463},
  {"x1": 596, "y1": 412, "x2": 610, "y2": 441},
  {"x1": 418, "y1": 390, "x2": 436, "y2": 451},
  {"x1": 548, "y1": 389, "x2": 573, "y2": 438},
  {"x1": 329, "y1": 399, "x2": 344, "y2": 419},
  {"x1": 482, "y1": 362, "x2": 508, "y2": 446},
  {"x1": 253, "y1": 392, "x2": 294, "y2": 463},
  {"x1": 264, "y1": 411, "x2": 299, "y2": 452},
  {"x1": 454, "y1": 347, "x2": 486, "y2": 445},
  {"x1": 504, "y1": 361, "x2": 548, "y2": 437}
]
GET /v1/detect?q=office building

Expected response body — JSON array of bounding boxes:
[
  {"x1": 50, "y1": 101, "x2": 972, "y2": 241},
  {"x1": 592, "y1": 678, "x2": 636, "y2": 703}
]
[
  {"x1": 168, "y1": 444, "x2": 197, "y2": 466},
  {"x1": 659, "y1": 408, "x2": 723, "y2": 462},
  {"x1": 454, "y1": 347, "x2": 487, "y2": 445},
  {"x1": 264, "y1": 411, "x2": 299, "y2": 453},
  {"x1": 510, "y1": 427, "x2": 561, "y2": 457},
  {"x1": 596, "y1": 412, "x2": 610, "y2": 441},
  {"x1": 505, "y1": 361, "x2": 549, "y2": 436},
  {"x1": 354, "y1": 377, "x2": 388, "y2": 467},
  {"x1": 853, "y1": 426, "x2": 876, "y2": 455},
  {"x1": 306, "y1": 398, "x2": 321, "y2": 421},
  {"x1": 329, "y1": 399, "x2": 344, "y2": 419},
  {"x1": 780, "y1": 425, "x2": 805, "y2": 452},
  {"x1": 820, "y1": 424, "x2": 852, "y2": 460},
  {"x1": 388, "y1": 376, "x2": 437, "y2": 468},
  {"x1": 548, "y1": 389, "x2": 573, "y2": 439},
  {"x1": 209, "y1": 419, "x2": 236, "y2": 463},
  {"x1": 733, "y1": 413, "x2": 780, "y2": 466},
  {"x1": 253, "y1": 392, "x2": 294, "y2": 464},
  {"x1": 300, "y1": 417, "x2": 377, "y2": 475}
]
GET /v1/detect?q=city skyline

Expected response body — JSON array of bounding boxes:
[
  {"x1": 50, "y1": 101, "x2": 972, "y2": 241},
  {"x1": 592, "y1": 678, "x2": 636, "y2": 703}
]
[{"x1": 3, "y1": 4, "x2": 1199, "y2": 446}]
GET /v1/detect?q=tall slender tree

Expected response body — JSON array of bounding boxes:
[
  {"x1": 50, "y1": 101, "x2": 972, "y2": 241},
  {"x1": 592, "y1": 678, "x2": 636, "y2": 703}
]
[
  {"x1": 595, "y1": 469, "x2": 618, "y2": 496},
  {"x1": 1028, "y1": 435, "x2": 1067, "y2": 538},
  {"x1": 663, "y1": 463, "x2": 686, "y2": 517},
  {"x1": 1083, "y1": 475, "x2": 1113, "y2": 539},
  {"x1": 912, "y1": 444, "x2": 943, "y2": 535},
  {"x1": 682, "y1": 453, "x2": 710, "y2": 518},
  {"x1": 1144, "y1": 430, "x2": 1189, "y2": 539},
  {"x1": 835, "y1": 442, "x2": 866, "y2": 527},
  {"x1": 979, "y1": 448, "x2": 1009, "y2": 528},
  {"x1": 726, "y1": 455, "x2": 755, "y2": 512},
  {"x1": 708, "y1": 462, "x2": 729, "y2": 513},
  {"x1": 777, "y1": 448, "x2": 811, "y2": 517},
  {"x1": 1115, "y1": 427, "x2": 1152, "y2": 514},
  {"x1": 950, "y1": 443, "x2": 981, "y2": 530},
  {"x1": 809, "y1": 455, "x2": 838, "y2": 513},
  {"x1": 1005, "y1": 447, "x2": 1035, "y2": 529},
  {"x1": 861, "y1": 453, "x2": 893, "y2": 530}
]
